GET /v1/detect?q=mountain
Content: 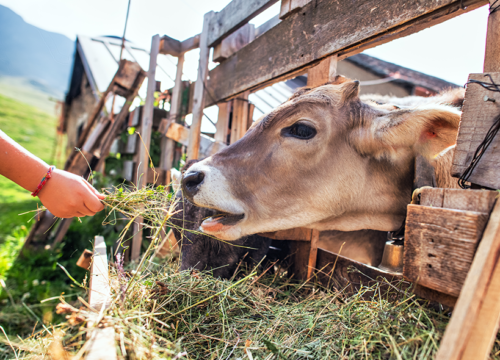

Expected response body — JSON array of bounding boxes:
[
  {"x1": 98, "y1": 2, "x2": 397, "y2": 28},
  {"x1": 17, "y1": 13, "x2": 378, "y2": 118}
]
[{"x1": 0, "y1": 5, "x2": 74, "y2": 96}]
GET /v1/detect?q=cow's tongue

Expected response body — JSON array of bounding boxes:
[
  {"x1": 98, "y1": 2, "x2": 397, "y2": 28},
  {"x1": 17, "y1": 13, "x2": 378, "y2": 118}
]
[{"x1": 201, "y1": 213, "x2": 244, "y2": 232}]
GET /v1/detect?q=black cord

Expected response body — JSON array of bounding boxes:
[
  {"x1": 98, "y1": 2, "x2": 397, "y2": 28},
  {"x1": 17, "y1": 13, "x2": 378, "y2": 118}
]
[
  {"x1": 458, "y1": 75, "x2": 500, "y2": 188},
  {"x1": 491, "y1": 0, "x2": 500, "y2": 14}
]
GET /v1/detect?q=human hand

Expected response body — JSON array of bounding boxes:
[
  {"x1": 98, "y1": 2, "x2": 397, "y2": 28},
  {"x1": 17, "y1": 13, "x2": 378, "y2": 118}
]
[{"x1": 37, "y1": 169, "x2": 105, "y2": 218}]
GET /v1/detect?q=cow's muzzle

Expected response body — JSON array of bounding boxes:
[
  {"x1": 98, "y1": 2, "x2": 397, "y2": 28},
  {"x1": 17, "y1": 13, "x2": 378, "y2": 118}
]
[{"x1": 182, "y1": 170, "x2": 205, "y2": 200}]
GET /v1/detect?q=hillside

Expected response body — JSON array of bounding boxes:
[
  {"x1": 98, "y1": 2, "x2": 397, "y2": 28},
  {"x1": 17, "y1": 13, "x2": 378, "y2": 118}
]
[{"x1": 0, "y1": 4, "x2": 74, "y2": 97}]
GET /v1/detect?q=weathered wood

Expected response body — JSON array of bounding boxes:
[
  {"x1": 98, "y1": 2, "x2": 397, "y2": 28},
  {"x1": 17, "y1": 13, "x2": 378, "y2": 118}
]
[
  {"x1": 280, "y1": 0, "x2": 311, "y2": 19},
  {"x1": 114, "y1": 61, "x2": 143, "y2": 90},
  {"x1": 213, "y1": 24, "x2": 255, "y2": 63},
  {"x1": 122, "y1": 160, "x2": 135, "y2": 182},
  {"x1": 76, "y1": 249, "x2": 93, "y2": 270},
  {"x1": 82, "y1": 118, "x2": 110, "y2": 154},
  {"x1": 255, "y1": 15, "x2": 281, "y2": 38},
  {"x1": 259, "y1": 227, "x2": 314, "y2": 241},
  {"x1": 307, "y1": 54, "x2": 338, "y2": 87},
  {"x1": 451, "y1": 72, "x2": 500, "y2": 189},
  {"x1": 316, "y1": 248, "x2": 403, "y2": 293},
  {"x1": 436, "y1": 199, "x2": 500, "y2": 360},
  {"x1": 122, "y1": 133, "x2": 138, "y2": 155},
  {"x1": 419, "y1": 187, "x2": 497, "y2": 213},
  {"x1": 165, "y1": 122, "x2": 227, "y2": 158},
  {"x1": 230, "y1": 92, "x2": 250, "y2": 144},
  {"x1": 181, "y1": 34, "x2": 201, "y2": 53},
  {"x1": 87, "y1": 236, "x2": 117, "y2": 360},
  {"x1": 215, "y1": 102, "x2": 231, "y2": 144},
  {"x1": 404, "y1": 205, "x2": 489, "y2": 297},
  {"x1": 207, "y1": 0, "x2": 279, "y2": 47},
  {"x1": 307, "y1": 229, "x2": 320, "y2": 278},
  {"x1": 205, "y1": 0, "x2": 486, "y2": 106},
  {"x1": 484, "y1": 0, "x2": 500, "y2": 72},
  {"x1": 147, "y1": 167, "x2": 167, "y2": 185},
  {"x1": 89, "y1": 236, "x2": 111, "y2": 311},
  {"x1": 156, "y1": 229, "x2": 179, "y2": 258},
  {"x1": 413, "y1": 284, "x2": 457, "y2": 308},
  {"x1": 159, "y1": 35, "x2": 182, "y2": 57},
  {"x1": 132, "y1": 35, "x2": 160, "y2": 261},
  {"x1": 160, "y1": 54, "x2": 184, "y2": 171},
  {"x1": 187, "y1": 12, "x2": 213, "y2": 160},
  {"x1": 51, "y1": 218, "x2": 74, "y2": 249}
]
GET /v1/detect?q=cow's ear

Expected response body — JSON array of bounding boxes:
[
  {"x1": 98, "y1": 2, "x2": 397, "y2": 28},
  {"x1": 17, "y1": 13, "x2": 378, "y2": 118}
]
[
  {"x1": 352, "y1": 106, "x2": 461, "y2": 161},
  {"x1": 340, "y1": 80, "x2": 360, "y2": 104}
]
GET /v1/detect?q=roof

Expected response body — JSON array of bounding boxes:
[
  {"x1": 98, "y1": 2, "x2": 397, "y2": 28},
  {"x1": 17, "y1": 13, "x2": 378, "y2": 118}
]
[{"x1": 346, "y1": 54, "x2": 459, "y2": 93}]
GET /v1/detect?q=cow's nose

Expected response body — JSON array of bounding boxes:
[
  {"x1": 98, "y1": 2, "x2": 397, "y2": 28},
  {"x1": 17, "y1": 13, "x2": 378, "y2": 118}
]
[{"x1": 182, "y1": 171, "x2": 205, "y2": 199}]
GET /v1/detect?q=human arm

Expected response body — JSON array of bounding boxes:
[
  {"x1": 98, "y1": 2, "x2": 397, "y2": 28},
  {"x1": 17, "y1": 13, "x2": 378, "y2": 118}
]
[{"x1": 0, "y1": 130, "x2": 105, "y2": 218}]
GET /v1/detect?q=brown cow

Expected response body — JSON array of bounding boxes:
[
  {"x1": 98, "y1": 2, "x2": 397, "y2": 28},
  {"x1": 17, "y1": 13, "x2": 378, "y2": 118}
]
[{"x1": 181, "y1": 78, "x2": 463, "y2": 241}]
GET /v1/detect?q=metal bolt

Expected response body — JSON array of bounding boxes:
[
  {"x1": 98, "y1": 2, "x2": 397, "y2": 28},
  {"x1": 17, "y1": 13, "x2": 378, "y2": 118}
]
[{"x1": 484, "y1": 95, "x2": 496, "y2": 102}]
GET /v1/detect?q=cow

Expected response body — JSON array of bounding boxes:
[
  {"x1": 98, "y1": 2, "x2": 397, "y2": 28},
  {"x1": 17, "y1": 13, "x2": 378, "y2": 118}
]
[
  {"x1": 169, "y1": 167, "x2": 274, "y2": 278},
  {"x1": 180, "y1": 76, "x2": 464, "y2": 243}
]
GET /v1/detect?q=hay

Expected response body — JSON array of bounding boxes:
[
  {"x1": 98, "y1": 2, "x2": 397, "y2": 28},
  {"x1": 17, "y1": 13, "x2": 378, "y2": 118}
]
[{"x1": 4, "y1": 185, "x2": 500, "y2": 359}]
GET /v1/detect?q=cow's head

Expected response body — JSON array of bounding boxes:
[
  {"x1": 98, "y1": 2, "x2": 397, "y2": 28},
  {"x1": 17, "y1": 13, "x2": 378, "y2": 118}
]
[{"x1": 181, "y1": 78, "x2": 461, "y2": 240}]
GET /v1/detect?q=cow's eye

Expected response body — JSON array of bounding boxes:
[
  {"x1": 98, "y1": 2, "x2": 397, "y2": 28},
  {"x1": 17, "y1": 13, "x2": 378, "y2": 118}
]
[{"x1": 282, "y1": 123, "x2": 317, "y2": 140}]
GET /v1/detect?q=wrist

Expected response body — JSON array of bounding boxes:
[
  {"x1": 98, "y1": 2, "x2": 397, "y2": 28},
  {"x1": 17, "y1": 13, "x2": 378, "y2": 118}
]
[{"x1": 31, "y1": 166, "x2": 56, "y2": 196}]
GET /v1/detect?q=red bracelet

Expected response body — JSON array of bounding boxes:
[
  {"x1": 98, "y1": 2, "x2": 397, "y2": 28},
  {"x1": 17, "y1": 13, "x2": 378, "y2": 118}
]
[{"x1": 31, "y1": 166, "x2": 56, "y2": 197}]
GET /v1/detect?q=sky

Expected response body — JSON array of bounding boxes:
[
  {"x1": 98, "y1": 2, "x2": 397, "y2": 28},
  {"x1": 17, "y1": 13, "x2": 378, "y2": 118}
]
[{"x1": 0, "y1": 0, "x2": 489, "y2": 86}]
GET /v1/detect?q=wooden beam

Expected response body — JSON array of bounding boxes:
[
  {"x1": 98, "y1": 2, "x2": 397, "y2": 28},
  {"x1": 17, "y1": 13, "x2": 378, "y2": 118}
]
[
  {"x1": 181, "y1": 34, "x2": 201, "y2": 53},
  {"x1": 133, "y1": 35, "x2": 160, "y2": 261},
  {"x1": 159, "y1": 35, "x2": 182, "y2": 57},
  {"x1": 280, "y1": 0, "x2": 311, "y2": 20},
  {"x1": 436, "y1": 199, "x2": 500, "y2": 360},
  {"x1": 187, "y1": 12, "x2": 213, "y2": 160},
  {"x1": 160, "y1": 54, "x2": 184, "y2": 171},
  {"x1": 255, "y1": 15, "x2": 281, "y2": 38},
  {"x1": 307, "y1": 55, "x2": 338, "y2": 86},
  {"x1": 230, "y1": 92, "x2": 250, "y2": 144},
  {"x1": 165, "y1": 122, "x2": 227, "y2": 158},
  {"x1": 215, "y1": 102, "x2": 231, "y2": 144},
  {"x1": 484, "y1": 0, "x2": 500, "y2": 72},
  {"x1": 213, "y1": 24, "x2": 255, "y2": 63},
  {"x1": 207, "y1": 0, "x2": 279, "y2": 47},
  {"x1": 205, "y1": 0, "x2": 486, "y2": 106}
]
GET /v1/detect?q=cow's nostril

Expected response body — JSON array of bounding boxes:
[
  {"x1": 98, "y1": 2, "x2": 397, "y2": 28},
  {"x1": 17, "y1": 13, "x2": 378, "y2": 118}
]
[{"x1": 182, "y1": 171, "x2": 205, "y2": 198}]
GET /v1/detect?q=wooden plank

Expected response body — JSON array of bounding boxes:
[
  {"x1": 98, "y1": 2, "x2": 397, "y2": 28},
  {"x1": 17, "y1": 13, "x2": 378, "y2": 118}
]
[
  {"x1": 419, "y1": 188, "x2": 497, "y2": 213},
  {"x1": 213, "y1": 24, "x2": 255, "y2": 63},
  {"x1": 484, "y1": 0, "x2": 500, "y2": 72},
  {"x1": 132, "y1": 35, "x2": 160, "y2": 261},
  {"x1": 215, "y1": 102, "x2": 231, "y2": 144},
  {"x1": 114, "y1": 61, "x2": 143, "y2": 90},
  {"x1": 147, "y1": 167, "x2": 167, "y2": 185},
  {"x1": 155, "y1": 229, "x2": 179, "y2": 258},
  {"x1": 51, "y1": 218, "x2": 74, "y2": 249},
  {"x1": 159, "y1": 35, "x2": 182, "y2": 57},
  {"x1": 230, "y1": 92, "x2": 250, "y2": 143},
  {"x1": 166, "y1": 123, "x2": 190, "y2": 145},
  {"x1": 255, "y1": 15, "x2": 281, "y2": 38},
  {"x1": 160, "y1": 54, "x2": 184, "y2": 171},
  {"x1": 76, "y1": 249, "x2": 93, "y2": 270},
  {"x1": 181, "y1": 34, "x2": 201, "y2": 53},
  {"x1": 436, "y1": 199, "x2": 500, "y2": 360},
  {"x1": 307, "y1": 55, "x2": 338, "y2": 87},
  {"x1": 280, "y1": 0, "x2": 311, "y2": 19},
  {"x1": 187, "y1": 12, "x2": 213, "y2": 160},
  {"x1": 207, "y1": 0, "x2": 279, "y2": 47},
  {"x1": 205, "y1": 0, "x2": 486, "y2": 106},
  {"x1": 87, "y1": 235, "x2": 117, "y2": 360},
  {"x1": 260, "y1": 227, "x2": 313, "y2": 241},
  {"x1": 89, "y1": 236, "x2": 111, "y2": 311},
  {"x1": 404, "y1": 205, "x2": 489, "y2": 297},
  {"x1": 451, "y1": 72, "x2": 500, "y2": 189},
  {"x1": 165, "y1": 122, "x2": 227, "y2": 158},
  {"x1": 122, "y1": 133, "x2": 138, "y2": 155},
  {"x1": 307, "y1": 229, "x2": 320, "y2": 278},
  {"x1": 82, "y1": 118, "x2": 110, "y2": 154}
]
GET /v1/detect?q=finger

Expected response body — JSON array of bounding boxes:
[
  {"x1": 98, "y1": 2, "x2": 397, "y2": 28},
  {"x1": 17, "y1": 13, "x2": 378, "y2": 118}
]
[
  {"x1": 77, "y1": 205, "x2": 94, "y2": 217},
  {"x1": 81, "y1": 186, "x2": 105, "y2": 213},
  {"x1": 76, "y1": 211, "x2": 88, "y2": 217},
  {"x1": 83, "y1": 202, "x2": 100, "y2": 215},
  {"x1": 82, "y1": 179, "x2": 106, "y2": 200}
]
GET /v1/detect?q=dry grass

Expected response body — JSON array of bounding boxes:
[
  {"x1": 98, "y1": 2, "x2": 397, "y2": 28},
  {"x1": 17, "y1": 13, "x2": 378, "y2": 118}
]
[{"x1": 2, "y1": 185, "x2": 500, "y2": 359}]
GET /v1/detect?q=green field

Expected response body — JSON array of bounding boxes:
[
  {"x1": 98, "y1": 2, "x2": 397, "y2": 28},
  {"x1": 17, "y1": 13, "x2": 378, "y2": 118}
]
[{"x1": 0, "y1": 93, "x2": 59, "y2": 276}]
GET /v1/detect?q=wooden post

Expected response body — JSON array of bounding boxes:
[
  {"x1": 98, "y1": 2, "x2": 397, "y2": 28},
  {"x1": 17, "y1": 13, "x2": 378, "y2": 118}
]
[
  {"x1": 215, "y1": 101, "x2": 231, "y2": 144},
  {"x1": 230, "y1": 91, "x2": 250, "y2": 144},
  {"x1": 87, "y1": 235, "x2": 117, "y2": 360},
  {"x1": 484, "y1": 0, "x2": 500, "y2": 72},
  {"x1": 187, "y1": 11, "x2": 214, "y2": 160},
  {"x1": 160, "y1": 53, "x2": 185, "y2": 175},
  {"x1": 132, "y1": 34, "x2": 160, "y2": 261},
  {"x1": 307, "y1": 55, "x2": 338, "y2": 86},
  {"x1": 436, "y1": 199, "x2": 500, "y2": 360}
]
